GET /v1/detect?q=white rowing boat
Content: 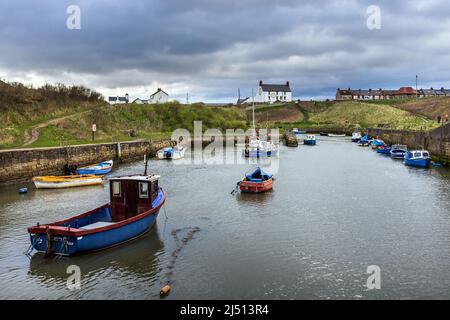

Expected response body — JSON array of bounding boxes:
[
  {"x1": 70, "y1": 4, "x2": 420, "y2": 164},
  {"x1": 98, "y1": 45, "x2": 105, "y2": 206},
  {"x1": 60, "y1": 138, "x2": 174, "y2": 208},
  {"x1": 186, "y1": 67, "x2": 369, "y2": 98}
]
[{"x1": 32, "y1": 175, "x2": 103, "y2": 189}]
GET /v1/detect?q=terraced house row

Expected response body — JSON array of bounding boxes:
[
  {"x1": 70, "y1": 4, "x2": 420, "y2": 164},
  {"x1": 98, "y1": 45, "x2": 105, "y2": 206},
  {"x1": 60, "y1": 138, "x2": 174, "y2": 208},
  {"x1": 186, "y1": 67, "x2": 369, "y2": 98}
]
[{"x1": 336, "y1": 86, "x2": 450, "y2": 101}]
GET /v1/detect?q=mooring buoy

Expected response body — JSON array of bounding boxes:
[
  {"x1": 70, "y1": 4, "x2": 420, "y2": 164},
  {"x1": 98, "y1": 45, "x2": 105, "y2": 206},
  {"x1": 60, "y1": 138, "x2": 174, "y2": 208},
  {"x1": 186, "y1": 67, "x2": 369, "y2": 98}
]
[
  {"x1": 160, "y1": 284, "x2": 171, "y2": 297},
  {"x1": 18, "y1": 187, "x2": 28, "y2": 194}
]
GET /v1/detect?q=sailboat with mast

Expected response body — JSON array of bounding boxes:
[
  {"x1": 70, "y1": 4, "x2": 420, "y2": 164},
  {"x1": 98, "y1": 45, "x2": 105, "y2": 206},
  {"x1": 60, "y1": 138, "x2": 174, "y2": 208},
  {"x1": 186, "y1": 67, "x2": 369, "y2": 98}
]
[{"x1": 243, "y1": 89, "x2": 279, "y2": 158}]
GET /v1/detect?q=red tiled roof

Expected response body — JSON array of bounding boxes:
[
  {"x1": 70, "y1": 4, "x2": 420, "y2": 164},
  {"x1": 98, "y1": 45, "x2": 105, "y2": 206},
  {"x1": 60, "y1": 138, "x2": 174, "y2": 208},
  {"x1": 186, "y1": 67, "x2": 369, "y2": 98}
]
[{"x1": 395, "y1": 87, "x2": 417, "y2": 95}]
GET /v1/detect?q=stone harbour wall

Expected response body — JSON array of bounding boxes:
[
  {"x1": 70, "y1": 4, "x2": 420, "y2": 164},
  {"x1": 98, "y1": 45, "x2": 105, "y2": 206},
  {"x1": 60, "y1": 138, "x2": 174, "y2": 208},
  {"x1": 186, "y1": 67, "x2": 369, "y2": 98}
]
[
  {"x1": 0, "y1": 139, "x2": 174, "y2": 184},
  {"x1": 368, "y1": 124, "x2": 450, "y2": 163}
]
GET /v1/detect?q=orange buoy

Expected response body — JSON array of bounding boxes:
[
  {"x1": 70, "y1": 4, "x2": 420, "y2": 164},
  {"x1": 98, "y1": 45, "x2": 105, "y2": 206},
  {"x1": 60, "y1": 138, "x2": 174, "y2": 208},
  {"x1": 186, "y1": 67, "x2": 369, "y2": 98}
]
[{"x1": 160, "y1": 285, "x2": 171, "y2": 297}]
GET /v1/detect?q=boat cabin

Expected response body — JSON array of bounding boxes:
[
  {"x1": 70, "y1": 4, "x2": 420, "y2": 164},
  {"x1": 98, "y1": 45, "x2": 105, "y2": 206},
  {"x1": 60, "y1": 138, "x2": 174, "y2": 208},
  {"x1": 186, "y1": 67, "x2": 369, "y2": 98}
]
[
  {"x1": 391, "y1": 144, "x2": 408, "y2": 151},
  {"x1": 109, "y1": 175, "x2": 160, "y2": 222},
  {"x1": 407, "y1": 150, "x2": 430, "y2": 160}
]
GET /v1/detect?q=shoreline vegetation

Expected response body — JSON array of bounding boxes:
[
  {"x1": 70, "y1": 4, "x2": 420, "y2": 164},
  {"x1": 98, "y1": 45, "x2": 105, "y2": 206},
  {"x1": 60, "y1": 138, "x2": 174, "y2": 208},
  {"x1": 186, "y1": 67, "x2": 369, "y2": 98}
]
[{"x1": 1, "y1": 80, "x2": 449, "y2": 150}]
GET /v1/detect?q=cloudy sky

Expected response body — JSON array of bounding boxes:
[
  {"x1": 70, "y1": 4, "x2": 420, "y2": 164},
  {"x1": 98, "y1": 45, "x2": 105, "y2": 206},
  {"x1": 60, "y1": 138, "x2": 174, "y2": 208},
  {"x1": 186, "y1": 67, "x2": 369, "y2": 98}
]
[{"x1": 1, "y1": 0, "x2": 450, "y2": 102}]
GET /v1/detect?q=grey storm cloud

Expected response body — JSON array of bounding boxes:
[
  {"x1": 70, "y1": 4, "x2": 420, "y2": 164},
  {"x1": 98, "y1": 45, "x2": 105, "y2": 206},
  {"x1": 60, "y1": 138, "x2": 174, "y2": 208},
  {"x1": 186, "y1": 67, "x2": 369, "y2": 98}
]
[{"x1": 1, "y1": 0, "x2": 450, "y2": 101}]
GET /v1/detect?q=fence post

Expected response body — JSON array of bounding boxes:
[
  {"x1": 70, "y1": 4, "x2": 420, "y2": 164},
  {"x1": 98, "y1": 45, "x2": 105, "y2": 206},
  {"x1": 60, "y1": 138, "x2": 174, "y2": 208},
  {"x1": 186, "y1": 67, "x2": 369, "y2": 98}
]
[{"x1": 117, "y1": 142, "x2": 121, "y2": 160}]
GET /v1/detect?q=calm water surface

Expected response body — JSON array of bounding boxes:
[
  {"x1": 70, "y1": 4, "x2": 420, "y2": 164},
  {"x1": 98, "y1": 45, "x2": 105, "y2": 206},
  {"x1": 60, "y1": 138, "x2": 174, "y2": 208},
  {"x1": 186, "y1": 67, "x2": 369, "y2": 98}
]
[{"x1": 1, "y1": 137, "x2": 450, "y2": 299}]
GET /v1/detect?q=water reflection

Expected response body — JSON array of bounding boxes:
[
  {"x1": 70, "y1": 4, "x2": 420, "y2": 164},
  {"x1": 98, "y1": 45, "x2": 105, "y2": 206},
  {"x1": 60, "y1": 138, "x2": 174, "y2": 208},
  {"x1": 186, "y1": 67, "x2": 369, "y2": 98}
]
[
  {"x1": 28, "y1": 227, "x2": 164, "y2": 283},
  {"x1": 1, "y1": 137, "x2": 450, "y2": 299},
  {"x1": 237, "y1": 190, "x2": 275, "y2": 205}
]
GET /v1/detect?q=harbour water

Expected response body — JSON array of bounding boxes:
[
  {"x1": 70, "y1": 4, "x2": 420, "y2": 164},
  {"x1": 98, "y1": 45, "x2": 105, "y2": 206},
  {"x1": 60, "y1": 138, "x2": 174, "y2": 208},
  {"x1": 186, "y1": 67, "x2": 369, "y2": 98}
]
[{"x1": 1, "y1": 136, "x2": 450, "y2": 299}]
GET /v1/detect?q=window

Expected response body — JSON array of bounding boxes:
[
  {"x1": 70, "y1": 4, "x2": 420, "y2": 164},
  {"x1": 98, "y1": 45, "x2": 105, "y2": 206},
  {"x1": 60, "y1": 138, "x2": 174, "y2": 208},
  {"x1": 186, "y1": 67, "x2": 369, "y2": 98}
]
[
  {"x1": 152, "y1": 180, "x2": 159, "y2": 198},
  {"x1": 139, "y1": 182, "x2": 149, "y2": 199},
  {"x1": 112, "y1": 181, "x2": 121, "y2": 197}
]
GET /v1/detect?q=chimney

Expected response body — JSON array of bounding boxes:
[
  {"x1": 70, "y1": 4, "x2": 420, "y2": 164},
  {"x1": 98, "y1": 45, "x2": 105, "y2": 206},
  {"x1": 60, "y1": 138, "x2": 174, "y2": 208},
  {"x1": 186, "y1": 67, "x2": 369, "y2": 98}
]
[
  {"x1": 441, "y1": 87, "x2": 444, "y2": 91},
  {"x1": 259, "y1": 80, "x2": 263, "y2": 86},
  {"x1": 286, "y1": 81, "x2": 290, "y2": 87},
  {"x1": 369, "y1": 88, "x2": 372, "y2": 92},
  {"x1": 125, "y1": 93, "x2": 129, "y2": 103}
]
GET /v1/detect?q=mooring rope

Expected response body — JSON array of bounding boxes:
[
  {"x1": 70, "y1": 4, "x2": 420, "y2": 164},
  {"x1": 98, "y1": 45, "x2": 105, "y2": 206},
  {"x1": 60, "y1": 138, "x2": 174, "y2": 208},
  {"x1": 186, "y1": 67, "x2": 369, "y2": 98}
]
[{"x1": 161, "y1": 226, "x2": 201, "y2": 293}]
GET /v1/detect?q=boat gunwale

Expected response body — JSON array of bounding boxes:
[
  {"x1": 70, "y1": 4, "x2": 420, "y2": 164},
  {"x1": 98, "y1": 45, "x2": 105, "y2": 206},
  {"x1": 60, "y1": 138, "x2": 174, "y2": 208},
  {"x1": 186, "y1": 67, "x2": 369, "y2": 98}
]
[
  {"x1": 32, "y1": 175, "x2": 102, "y2": 182},
  {"x1": 78, "y1": 160, "x2": 113, "y2": 170},
  {"x1": 27, "y1": 190, "x2": 166, "y2": 237}
]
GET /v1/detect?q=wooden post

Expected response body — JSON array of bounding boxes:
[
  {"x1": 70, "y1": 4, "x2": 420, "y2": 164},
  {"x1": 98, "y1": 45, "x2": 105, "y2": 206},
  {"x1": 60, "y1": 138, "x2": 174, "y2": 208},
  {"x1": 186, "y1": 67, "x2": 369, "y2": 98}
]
[{"x1": 117, "y1": 142, "x2": 122, "y2": 160}]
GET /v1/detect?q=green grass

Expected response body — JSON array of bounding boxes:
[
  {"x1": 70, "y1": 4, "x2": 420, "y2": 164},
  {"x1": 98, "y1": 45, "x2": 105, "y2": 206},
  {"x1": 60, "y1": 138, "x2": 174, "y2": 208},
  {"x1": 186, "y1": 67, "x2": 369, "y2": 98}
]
[
  {"x1": 309, "y1": 101, "x2": 439, "y2": 131},
  {"x1": 2, "y1": 95, "x2": 446, "y2": 150},
  {"x1": 0, "y1": 103, "x2": 247, "y2": 149}
]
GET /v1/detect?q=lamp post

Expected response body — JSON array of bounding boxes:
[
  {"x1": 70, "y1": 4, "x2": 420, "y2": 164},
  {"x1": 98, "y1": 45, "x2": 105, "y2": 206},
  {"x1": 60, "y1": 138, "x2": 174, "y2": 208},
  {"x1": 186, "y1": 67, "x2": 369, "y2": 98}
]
[{"x1": 416, "y1": 75, "x2": 418, "y2": 99}]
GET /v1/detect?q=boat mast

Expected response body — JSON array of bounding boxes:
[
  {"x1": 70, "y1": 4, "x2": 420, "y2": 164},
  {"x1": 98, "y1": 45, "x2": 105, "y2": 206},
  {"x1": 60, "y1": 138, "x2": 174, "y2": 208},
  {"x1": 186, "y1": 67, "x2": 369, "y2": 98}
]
[
  {"x1": 144, "y1": 155, "x2": 148, "y2": 176},
  {"x1": 252, "y1": 88, "x2": 256, "y2": 137}
]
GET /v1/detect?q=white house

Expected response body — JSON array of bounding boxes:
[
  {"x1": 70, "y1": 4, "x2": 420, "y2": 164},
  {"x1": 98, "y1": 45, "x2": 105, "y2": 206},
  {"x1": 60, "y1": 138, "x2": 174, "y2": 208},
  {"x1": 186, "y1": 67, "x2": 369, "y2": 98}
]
[
  {"x1": 254, "y1": 80, "x2": 292, "y2": 104},
  {"x1": 149, "y1": 88, "x2": 169, "y2": 104},
  {"x1": 108, "y1": 93, "x2": 129, "y2": 105}
]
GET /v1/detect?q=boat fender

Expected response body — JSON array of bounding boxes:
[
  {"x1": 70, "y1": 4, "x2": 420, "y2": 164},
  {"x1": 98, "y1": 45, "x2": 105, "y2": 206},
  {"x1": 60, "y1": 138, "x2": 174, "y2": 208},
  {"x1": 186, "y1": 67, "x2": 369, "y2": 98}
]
[{"x1": 160, "y1": 284, "x2": 171, "y2": 297}]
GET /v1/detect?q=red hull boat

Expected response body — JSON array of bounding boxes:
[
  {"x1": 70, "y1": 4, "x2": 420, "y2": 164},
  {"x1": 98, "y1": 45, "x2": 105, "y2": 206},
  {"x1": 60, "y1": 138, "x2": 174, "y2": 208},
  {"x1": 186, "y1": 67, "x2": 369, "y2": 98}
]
[{"x1": 238, "y1": 167, "x2": 273, "y2": 193}]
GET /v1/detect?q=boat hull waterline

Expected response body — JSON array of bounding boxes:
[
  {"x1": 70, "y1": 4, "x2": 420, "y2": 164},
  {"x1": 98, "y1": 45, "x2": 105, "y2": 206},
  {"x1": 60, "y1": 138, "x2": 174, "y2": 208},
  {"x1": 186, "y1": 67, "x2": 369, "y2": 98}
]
[{"x1": 27, "y1": 190, "x2": 166, "y2": 256}]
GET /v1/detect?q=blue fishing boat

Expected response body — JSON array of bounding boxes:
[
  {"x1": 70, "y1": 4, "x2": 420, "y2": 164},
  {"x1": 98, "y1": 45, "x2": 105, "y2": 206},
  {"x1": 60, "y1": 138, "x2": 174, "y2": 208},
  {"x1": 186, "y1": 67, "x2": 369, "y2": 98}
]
[
  {"x1": 376, "y1": 145, "x2": 391, "y2": 155},
  {"x1": 358, "y1": 134, "x2": 372, "y2": 147},
  {"x1": 292, "y1": 128, "x2": 306, "y2": 135},
  {"x1": 243, "y1": 139, "x2": 278, "y2": 158},
  {"x1": 27, "y1": 171, "x2": 165, "y2": 256},
  {"x1": 390, "y1": 144, "x2": 408, "y2": 159},
  {"x1": 404, "y1": 150, "x2": 430, "y2": 168},
  {"x1": 303, "y1": 135, "x2": 316, "y2": 146},
  {"x1": 76, "y1": 160, "x2": 113, "y2": 175},
  {"x1": 371, "y1": 139, "x2": 386, "y2": 149}
]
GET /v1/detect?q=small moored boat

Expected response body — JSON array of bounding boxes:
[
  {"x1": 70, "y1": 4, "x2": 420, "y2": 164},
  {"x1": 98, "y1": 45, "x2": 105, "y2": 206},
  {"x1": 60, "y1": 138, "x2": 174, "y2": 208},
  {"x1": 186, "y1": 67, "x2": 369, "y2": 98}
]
[
  {"x1": 352, "y1": 132, "x2": 362, "y2": 142},
  {"x1": 238, "y1": 167, "x2": 273, "y2": 193},
  {"x1": 358, "y1": 134, "x2": 372, "y2": 147},
  {"x1": 292, "y1": 128, "x2": 306, "y2": 135},
  {"x1": 371, "y1": 139, "x2": 386, "y2": 149},
  {"x1": 243, "y1": 139, "x2": 278, "y2": 158},
  {"x1": 390, "y1": 145, "x2": 408, "y2": 159},
  {"x1": 376, "y1": 145, "x2": 391, "y2": 155},
  {"x1": 319, "y1": 132, "x2": 329, "y2": 136},
  {"x1": 304, "y1": 135, "x2": 317, "y2": 145},
  {"x1": 404, "y1": 150, "x2": 431, "y2": 168},
  {"x1": 329, "y1": 133, "x2": 346, "y2": 137},
  {"x1": 76, "y1": 160, "x2": 113, "y2": 175},
  {"x1": 27, "y1": 173, "x2": 165, "y2": 256},
  {"x1": 157, "y1": 145, "x2": 186, "y2": 160},
  {"x1": 32, "y1": 175, "x2": 103, "y2": 189}
]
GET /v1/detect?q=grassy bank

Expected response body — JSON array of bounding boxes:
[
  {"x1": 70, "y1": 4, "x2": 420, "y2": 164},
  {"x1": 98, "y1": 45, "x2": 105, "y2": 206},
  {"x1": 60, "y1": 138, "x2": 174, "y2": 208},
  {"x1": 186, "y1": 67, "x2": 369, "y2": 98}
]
[
  {"x1": 1, "y1": 102, "x2": 247, "y2": 149},
  {"x1": 248, "y1": 100, "x2": 441, "y2": 132},
  {"x1": 1, "y1": 79, "x2": 447, "y2": 149},
  {"x1": 308, "y1": 101, "x2": 439, "y2": 131}
]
